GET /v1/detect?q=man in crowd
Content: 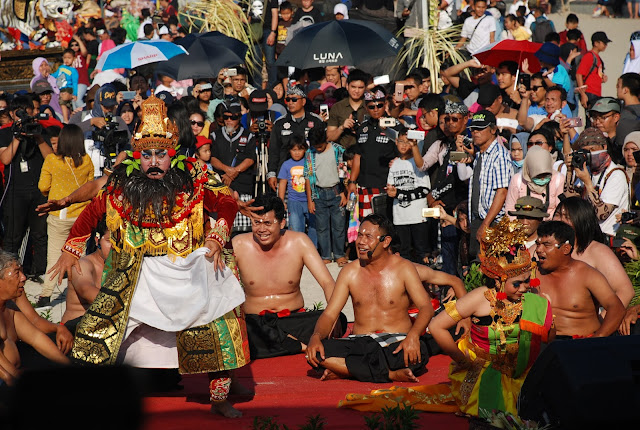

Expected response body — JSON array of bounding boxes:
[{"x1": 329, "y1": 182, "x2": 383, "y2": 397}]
[
  {"x1": 306, "y1": 214, "x2": 434, "y2": 382},
  {"x1": 517, "y1": 85, "x2": 574, "y2": 133},
  {"x1": 616, "y1": 73, "x2": 640, "y2": 146},
  {"x1": 577, "y1": 31, "x2": 611, "y2": 111},
  {"x1": 0, "y1": 251, "x2": 70, "y2": 386},
  {"x1": 326, "y1": 69, "x2": 368, "y2": 149},
  {"x1": 536, "y1": 221, "x2": 624, "y2": 338},
  {"x1": 477, "y1": 84, "x2": 518, "y2": 136},
  {"x1": 508, "y1": 195, "x2": 547, "y2": 255},
  {"x1": 442, "y1": 59, "x2": 495, "y2": 107},
  {"x1": 496, "y1": 61, "x2": 521, "y2": 109},
  {"x1": 267, "y1": 84, "x2": 324, "y2": 191},
  {"x1": 455, "y1": 0, "x2": 496, "y2": 55},
  {"x1": 232, "y1": 194, "x2": 342, "y2": 359},
  {"x1": 457, "y1": 110, "x2": 512, "y2": 257}
]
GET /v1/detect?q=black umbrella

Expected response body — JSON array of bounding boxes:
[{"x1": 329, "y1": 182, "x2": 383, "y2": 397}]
[
  {"x1": 275, "y1": 19, "x2": 401, "y2": 69},
  {"x1": 156, "y1": 31, "x2": 248, "y2": 80}
]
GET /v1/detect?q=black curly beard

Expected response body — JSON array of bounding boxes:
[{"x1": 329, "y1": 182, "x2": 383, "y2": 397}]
[{"x1": 108, "y1": 162, "x2": 194, "y2": 226}]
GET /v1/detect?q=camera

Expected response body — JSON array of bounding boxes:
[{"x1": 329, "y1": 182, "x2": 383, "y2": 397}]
[
  {"x1": 571, "y1": 149, "x2": 591, "y2": 169},
  {"x1": 257, "y1": 118, "x2": 266, "y2": 133},
  {"x1": 12, "y1": 109, "x2": 48, "y2": 137},
  {"x1": 92, "y1": 115, "x2": 128, "y2": 171},
  {"x1": 621, "y1": 211, "x2": 639, "y2": 224}
]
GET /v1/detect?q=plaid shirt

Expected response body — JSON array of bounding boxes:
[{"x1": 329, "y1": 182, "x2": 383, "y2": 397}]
[
  {"x1": 303, "y1": 142, "x2": 344, "y2": 200},
  {"x1": 468, "y1": 139, "x2": 513, "y2": 221}
]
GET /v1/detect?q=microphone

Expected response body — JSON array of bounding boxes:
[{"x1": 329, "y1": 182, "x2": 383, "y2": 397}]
[{"x1": 367, "y1": 235, "x2": 387, "y2": 258}]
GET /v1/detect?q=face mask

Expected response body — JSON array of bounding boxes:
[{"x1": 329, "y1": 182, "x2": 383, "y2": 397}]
[
  {"x1": 512, "y1": 159, "x2": 524, "y2": 168},
  {"x1": 532, "y1": 176, "x2": 551, "y2": 186},
  {"x1": 555, "y1": 140, "x2": 563, "y2": 152},
  {"x1": 589, "y1": 149, "x2": 611, "y2": 173}
]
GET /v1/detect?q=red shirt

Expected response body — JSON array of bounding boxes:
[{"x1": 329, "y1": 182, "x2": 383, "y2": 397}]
[
  {"x1": 576, "y1": 51, "x2": 604, "y2": 97},
  {"x1": 72, "y1": 52, "x2": 90, "y2": 86},
  {"x1": 559, "y1": 30, "x2": 587, "y2": 54}
]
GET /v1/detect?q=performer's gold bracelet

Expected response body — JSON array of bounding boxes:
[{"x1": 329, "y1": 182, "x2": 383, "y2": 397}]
[{"x1": 444, "y1": 301, "x2": 463, "y2": 323}]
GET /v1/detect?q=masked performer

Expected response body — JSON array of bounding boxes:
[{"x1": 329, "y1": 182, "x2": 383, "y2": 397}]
[
  {"x1": 56, "y1": 94, "x2": 249, "y2": 418},
  {"x1": 338, "y1": 217, "x2": 553, "y2": 418}
]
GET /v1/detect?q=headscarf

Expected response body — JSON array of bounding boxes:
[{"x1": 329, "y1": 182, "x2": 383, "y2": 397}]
[
  {"x1": 508, "y1": 132, "x2": 529, "y2": 173},
  {"x1": 622, "y1": 33, "x2": 640, "y2": 75},
  {"x1": 30, "y1": 57, "x2": 61, "y2": 114},
  {"x1": 117, "y1": 101, "x2": 138, "y2": 133},
  {"x1": 522, "y1": 146, "x2": 553, "y2": 195}
]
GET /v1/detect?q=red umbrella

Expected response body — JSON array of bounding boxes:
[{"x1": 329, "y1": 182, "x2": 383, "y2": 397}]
[{"x1": 472, "y1": 40, "x2": 543, "y2": 72}]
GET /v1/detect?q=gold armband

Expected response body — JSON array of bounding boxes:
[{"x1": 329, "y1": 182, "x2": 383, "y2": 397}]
[{"x1": 444, "y1": 301, "x2": 463, "y2": 323}]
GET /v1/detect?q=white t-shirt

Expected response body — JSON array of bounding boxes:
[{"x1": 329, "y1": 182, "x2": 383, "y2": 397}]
[
  {"x1": 387, "y1": 158, "x2": 431, "y2": 225},
  {"x1": 461, "y1": 14, "x2": 496, "y2": 54},
  {"x1": 592, "y1": 162, "x2": 629, "y2": 236}
]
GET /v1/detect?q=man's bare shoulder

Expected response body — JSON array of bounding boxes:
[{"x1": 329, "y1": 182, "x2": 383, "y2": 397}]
[
  {"x1": 281, "y1": 230, "x2": 313, "y2": 245},
  {"x1": 232, "y1": 232, "x2": 254, "y2": 248},
  {"x1": 582, "y1": 242, "x2": 620, "y2": 265}
]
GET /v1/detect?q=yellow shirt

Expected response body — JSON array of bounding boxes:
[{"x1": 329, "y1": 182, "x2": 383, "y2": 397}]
[
  {"x1": 38, "y1": 154, "x2": 94, "y2": 218},
  {"x1": 512, "y1": 26, "x2": 531, "y2": 41}
]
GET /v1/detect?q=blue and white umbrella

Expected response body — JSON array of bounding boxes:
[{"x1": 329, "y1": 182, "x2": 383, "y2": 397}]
[{"x1": 96, "y1": 40, "x2": 188, "y2": 71}]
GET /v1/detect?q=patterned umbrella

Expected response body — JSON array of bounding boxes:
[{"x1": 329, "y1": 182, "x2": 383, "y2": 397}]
[{"x1": 96, "y1": 40, "x2": 188, "y2": 71}]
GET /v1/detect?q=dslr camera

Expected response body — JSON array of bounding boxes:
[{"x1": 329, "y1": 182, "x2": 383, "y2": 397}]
[
  {"x1": 571, "y1": 149, "x2": 591, "y2": 169},
  {"x1": 92, "y1": 115, "x2": 129, "y2": 170},
  {"x1": 621, "y1": 211, "x2": 639, "y2": 224},
  {"x1": 12, "y1": 109, "x2": 48, "y2": 138}
]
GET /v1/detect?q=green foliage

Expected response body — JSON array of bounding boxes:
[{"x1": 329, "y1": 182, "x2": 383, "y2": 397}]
[
  {"x1": 464, "y1": 262, "x2": 486, "y2": 292},
  {"x1": 306, "y1": 301, "x2": 325, "y2": 312},
  {"x1": 250, "y1": 414, "x2": 325, "y2": 430},
  {"x1": 478, "y1": 409, "x2": 551, "y2": 429},
  {"x1": 299, "y1": 414, "x2": 326, "y2": 430},
  {"x1": 364, "y1": 404, "x2": 420, "y2": 430}
]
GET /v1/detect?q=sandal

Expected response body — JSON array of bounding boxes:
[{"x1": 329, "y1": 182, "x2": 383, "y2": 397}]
[
  {"x1": 323, "y1": 259, "x2": 333, "y2": 264},
  {"x1": 336, "y1": 257, "x2": 349, "y2": 267}
]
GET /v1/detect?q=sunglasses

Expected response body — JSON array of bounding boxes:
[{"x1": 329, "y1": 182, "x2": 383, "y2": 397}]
[
  {"x1": 531, "y1": 85, "x2": 544, "y2": 91},
  {"x1": 367, "y1": 103, "x2": 384, "y2": 110},
  {"x1": 404, "y1": 85, "x2": 415, "y2": 90},
  {"x1": 223, "y1": 114, "x2": 240, "y2": 120},
  {"x1": 190, "y1": 120, "x2": 205, "y2": 127},
  {"x1": 285, "y1": 96, "x2": 302, "y2": 102},
  {"x1": 70, "y1": 44, "x2": 79, "y2": 47},
  {"x1": 527, "y1": 140, "x2": 546, "y2": 146},
  {"x1": 443, "y1": 116, "x2": 462, "y2": 123},
  {"x1": 514, "y1": 204, "x2": 538, "y2": 211}
]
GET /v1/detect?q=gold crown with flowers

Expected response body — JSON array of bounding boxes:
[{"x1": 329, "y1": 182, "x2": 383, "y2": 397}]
[
  {"x1": 479, "y1": 217, "x2": 532, "y2": 281},
  {"x1": 131, "y1": 92, "x2": 179, "y2": 152}
]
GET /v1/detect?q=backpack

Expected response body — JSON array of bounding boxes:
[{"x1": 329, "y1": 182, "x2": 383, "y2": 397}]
[
  {"x1": 532, "y1": 18, "x2": 553, "y2": 43},
  {"x1": 570, "y1": 51, "x2": 600, "y2": 83}
]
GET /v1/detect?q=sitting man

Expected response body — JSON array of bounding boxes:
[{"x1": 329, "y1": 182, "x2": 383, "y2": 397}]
[
  {"x1": 536, "y1": 221, "x2": 625, "y2": 338},
  {"x1": 306, "y1": 214, "x2": 434, "y2": 383},
  {"x1": 232, "y1": 194, "x2": 342, "y2": 359},
  {"x1": 0, "y1": 251, "x2": 69, "y2": 386},
  {"x1": 60, "y1": 217, "x2": 110, "y2": 335}
]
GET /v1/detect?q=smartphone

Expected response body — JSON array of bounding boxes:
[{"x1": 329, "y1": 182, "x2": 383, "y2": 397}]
[
  {"x1": 320, "y1": 104, "x2": 329, "y2": 118},
  {"x1": 519, "y1": 73, "x2": 531, "y2": 90},
  {"x1": 496, "y1": 118, "x2": 519, "y2": 129},
  {"x1": 566, "y1": 117, "x2": 583, "y2": 128},
  {"x1": 200, "y1": 83, "x2": 212, "y2": 90},
  {"x1": 422, "y1": 207, "x2": 441, "y2": 218},
  {"x1": 379, "y1": 117, "x2": 396, "y2": 127},
  {"x1": 373, "y1": 74, "x2": 390, "y2": 85},
  {"x1": 574, "y1": 85, "x2": 588, "y2": 92},
  {"x1": 226, "y1": 68, "x2": 238, "y2": 77},
  {"x1": 407, "y1": 129, "x2": 425, "y2": 141},
  {"x1": 393, "y1": 83, "x2": 404, "y2": 102},
  {"x1": 449, "y1": 151, "x2": 467, "y2": 162},
  {"x1": 121, "y1": 91, "x2": 136, "y2": 100}
]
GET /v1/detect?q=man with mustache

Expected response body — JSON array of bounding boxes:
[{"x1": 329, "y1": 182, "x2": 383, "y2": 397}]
[{"x1": 49, "y1": 94, "x2": 250, "y2": 418}]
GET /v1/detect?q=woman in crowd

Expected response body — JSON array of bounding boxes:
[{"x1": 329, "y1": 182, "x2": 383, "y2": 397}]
[
  {"x1": 189, "y1": 108, "x2": 211, "y2": 138},
  {"x1": 623, "y1": 131, "x2": 640, "y2": 207},
  {"x1": 508, "y1": 132, "x2": 529, "y2": 173},
  {"x1": 116, "y1": 101, "x2": 139, "y2": 134},
  {"x1": 36, "y1": 124, "x2": 94, "y2": 308}
]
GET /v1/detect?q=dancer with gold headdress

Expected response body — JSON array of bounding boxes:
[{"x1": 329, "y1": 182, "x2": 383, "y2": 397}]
[
  {"x1": 50, "y1": 94, "x2": 250, "y2": 418},
  {"x1": 338, "y1": 217, "x2": 553, "y2": 418}
]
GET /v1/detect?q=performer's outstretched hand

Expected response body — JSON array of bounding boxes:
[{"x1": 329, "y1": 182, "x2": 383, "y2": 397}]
[
  {"x1": 48, "y1": 252, "x2": 81, "y2": 285},
  {"x1": 205, "y1": 239, "x2": 224, "y2": 273},
  {"x1": 233, "y1": 191, "x2": 263, "y2": 219},
  {"x1": 36, "y1": 196, "x2": 70, "y2": 216}
]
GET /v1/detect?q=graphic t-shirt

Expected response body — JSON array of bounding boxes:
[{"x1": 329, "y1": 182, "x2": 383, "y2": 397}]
[
  {"x1": 387, "y1": 158, "x2": 430, "y2": 225},
  {"x1": 278, "y1": 158, "x2": 307, "y2": 202}
]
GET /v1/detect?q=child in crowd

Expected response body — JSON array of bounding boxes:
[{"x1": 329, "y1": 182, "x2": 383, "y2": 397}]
[
  {"x1": 386, "y1": 126, "x2": 431, "y2": 263},
  {"x1": 279, "y1": 136, "x2": 317, "y2": 246},
  {"x1": 292, "y1": 0, "x2": 324, "y2": 24},
  {"x1": 304, "y1": 125, "x2": 347, "y2": 266},
  {"x1": 342, "y1": 146, "x2": 359, "y2": 254},
  {"x1": 44, "y1": 125, "x2": 62, "y2": 154},
  {"x1": 52, "y1": 49, "x2": 79, "y2": 122},
  {"x1": 194, "y1": 135, "x2": 213, "y2": 171},
  {"x1": 276, "y1": 2, "x2": 294, "y2": 57}
]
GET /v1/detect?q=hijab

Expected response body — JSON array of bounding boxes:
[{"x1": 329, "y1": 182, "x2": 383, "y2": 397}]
[
  {"x1": 522, "y1": 146, "x2": 553, "y2": 195},
  {"x1": 508, "y1": 132, "x2": 529, "y2": 173},
  {"x1": 623, "y1": 39, "x2": 640, "y2": 75},
  {"x1": 31, "y1": 57, "x2": 62, "y2": 114}
]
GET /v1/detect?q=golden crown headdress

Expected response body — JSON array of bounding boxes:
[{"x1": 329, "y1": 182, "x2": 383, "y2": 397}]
[
  {"x1": 479, "y1": 217, "x2": 532, "y2": 281},
  {"x1": 131, "y1": 92, "x2": 179, "y2": 152}
]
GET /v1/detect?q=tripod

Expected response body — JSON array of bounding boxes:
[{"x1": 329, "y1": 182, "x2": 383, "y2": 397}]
[{"x1": 255, "y1": 132, "x2": 269, "y2": 198}]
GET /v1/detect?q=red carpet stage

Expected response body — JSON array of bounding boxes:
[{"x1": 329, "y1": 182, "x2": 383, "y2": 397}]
[{"x1": 141, "y1": 353, "x2": 469, "y2": 429}]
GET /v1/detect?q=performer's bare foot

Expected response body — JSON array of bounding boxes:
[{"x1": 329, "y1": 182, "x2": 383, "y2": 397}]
[
  {"x1": 320, "y1": 369, "x2": 340, "y2": 381},
  {"x1": 389, "y1": 368, "x2": 419, "y2": 382},
  {"x1": 212, "y1": 400, "x2": 242, "y2": 418},
  {"x1": 229, "y1": 378, "x2": 254, "y2": 396}
]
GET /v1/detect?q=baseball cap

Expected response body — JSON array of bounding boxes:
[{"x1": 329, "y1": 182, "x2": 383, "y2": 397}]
[
  {"x1": 589, "y1": 97, "x2": 621, "y2": 114},
  {"x1": 155, "y1": 91, "x2": 175, "y2": 106},
  {"x1": 616, "y1": 224, "x2": 640, "y2": 247},
  {"x1": 97, "y1": 84, "x2": 117, "y2": 107},
  {"x1": 195, "y1": 136, "x2": 212, "y2": 149},
  {"x1": 222, "y1": 98, "x2": 242, "y2": 114},
  {"x1": 468, "y1": 110, "x2": 497, "y2": 129},
  {"x1": 535, "y1": 42, "x2": 560, "y2": 67},
  {"x1": 508, "y1": 196, "x2": 548, "y2": 219},
  {"x1": 591, "y1": 31, "x2": 612, "y2": 44},
  {"x1": 32, "y1": 79, "x2": 53, "y2": 95},
  {"x1": 158, "y1": 26, "x2": 169, "y2": 35},
  {"x1": 477, "y1": 84, "x2": 501, "y2": 107},
  {"x1": 248, "y1": 89, "x2": 268, "y2": 112}
]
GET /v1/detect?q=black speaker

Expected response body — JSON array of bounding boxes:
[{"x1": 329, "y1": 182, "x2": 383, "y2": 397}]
[{"x1": 518, "y1": 335, "x2": 640, "y2": 428}]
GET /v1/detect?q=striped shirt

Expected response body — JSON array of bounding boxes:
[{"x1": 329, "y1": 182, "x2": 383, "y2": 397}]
[{"x1": 468, "y1": 139, "x2": 513, "y2": 221}]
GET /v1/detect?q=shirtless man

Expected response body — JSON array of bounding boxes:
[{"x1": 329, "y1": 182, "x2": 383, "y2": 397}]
[
  {"x1": 306, "y1": 214, "x2": 434, "y2": 383},
  {"x1": 0, "y1": 251, "x2": 69, "y2": 385},
  {"x1": 232, "y1": 194, "x2": 340, "y2": 359},
  {"x1": 535, "y1": 221, "x2": 625, "y2": 338},
  {"x1": 60, "y1": 220, "x2": 110, "y2": 334}
]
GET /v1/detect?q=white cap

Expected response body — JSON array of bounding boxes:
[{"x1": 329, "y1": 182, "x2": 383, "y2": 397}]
[
  {"x1": 158, "y1": 26, "x2": 169, "y2": 35},
  {"x1": 334, "y1": 3, "x2": 349, "y2": 19}
]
